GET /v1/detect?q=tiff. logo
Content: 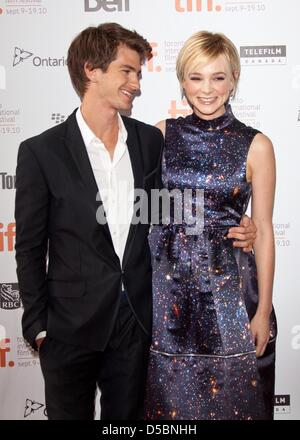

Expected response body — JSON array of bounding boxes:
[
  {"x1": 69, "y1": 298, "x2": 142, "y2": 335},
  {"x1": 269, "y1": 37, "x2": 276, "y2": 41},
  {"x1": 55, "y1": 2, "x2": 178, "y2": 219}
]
[
  {"x1": 84, "y1": 0, "x2": 130, "y2": 12},
  {"x1": 175, "y1": 0, "x2": 222, "y2": 12},
  {"x1": 0, "y1": 338, "x2": 15, "y2": 368},
  {"x1": 0, "y1": 222, "x2": 15, "y2": 252},
  {"x1": 168, "y1": 99, "x2": 192, "y2": 118},
  {"x1": 147, "y1": 42, "x2": 162, "y2": 73}
]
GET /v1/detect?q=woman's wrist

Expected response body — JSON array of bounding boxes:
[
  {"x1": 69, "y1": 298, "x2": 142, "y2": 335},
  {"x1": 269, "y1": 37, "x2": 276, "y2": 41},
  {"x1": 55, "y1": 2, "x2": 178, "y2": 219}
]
[{"x1": 255, "y1": 305, "x2": 272, "y2": 318}]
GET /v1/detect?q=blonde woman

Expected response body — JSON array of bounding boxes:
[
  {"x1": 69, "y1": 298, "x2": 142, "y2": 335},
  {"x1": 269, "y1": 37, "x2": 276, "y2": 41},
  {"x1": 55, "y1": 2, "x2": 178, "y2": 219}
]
[{"x1": 144, "y1": 31, "x2": 277, "y2": 420}]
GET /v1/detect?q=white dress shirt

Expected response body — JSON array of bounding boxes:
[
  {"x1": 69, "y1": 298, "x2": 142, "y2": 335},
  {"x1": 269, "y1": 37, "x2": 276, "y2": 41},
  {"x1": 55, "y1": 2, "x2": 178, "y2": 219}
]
[
  {"x1": 36, "y1": 108, "x2": 134, "y2": 343},
  {"x1": 76, "y1": 107, "x2": 134, "y2": 264}
]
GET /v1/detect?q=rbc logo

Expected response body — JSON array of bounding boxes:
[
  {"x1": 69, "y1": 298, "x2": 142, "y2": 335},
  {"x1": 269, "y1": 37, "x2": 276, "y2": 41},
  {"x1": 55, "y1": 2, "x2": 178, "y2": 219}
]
[
  {"x1": 0, "y1": 283, "x2": 21, "y2": 310},
  {"x1": 84, "y1": 0, "x2": 130, "y2": 12}
]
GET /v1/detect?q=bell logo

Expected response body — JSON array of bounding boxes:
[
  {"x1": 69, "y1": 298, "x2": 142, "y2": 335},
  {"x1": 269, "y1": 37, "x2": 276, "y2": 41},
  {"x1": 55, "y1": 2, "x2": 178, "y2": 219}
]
[
  {"x1": 0, "y1": 222, "x2": 16, "y2": 252},
  {"x1": 175, "y1": 0, "x2": 222, "y2": 12},
  {"x1": 84, "y1": 0, "x2": 130, "y2": 12},
  {"x1": 147, "y1": 43, "x2": 161, "y2": 73},
  {"x1": 0, "y1": 338, "x2": 14, "y2": 367}
]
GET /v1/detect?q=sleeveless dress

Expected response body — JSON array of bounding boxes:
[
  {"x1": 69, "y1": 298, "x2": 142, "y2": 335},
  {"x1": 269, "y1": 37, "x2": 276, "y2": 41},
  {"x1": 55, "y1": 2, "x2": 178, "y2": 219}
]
[{"x1": 144, "y1": 105, "x2": 277, "y2": 420}]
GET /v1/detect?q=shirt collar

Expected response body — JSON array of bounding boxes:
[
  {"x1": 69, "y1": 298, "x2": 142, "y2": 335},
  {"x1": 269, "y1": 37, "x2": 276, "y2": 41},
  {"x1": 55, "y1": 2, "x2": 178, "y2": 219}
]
[{"x1": 76, "y1": 107, "x2": 128, "y2": 149}]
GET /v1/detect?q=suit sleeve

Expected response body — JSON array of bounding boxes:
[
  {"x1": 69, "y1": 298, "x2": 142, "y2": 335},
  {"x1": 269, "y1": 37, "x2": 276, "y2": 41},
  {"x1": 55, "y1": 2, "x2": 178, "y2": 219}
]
[
  {"x1": 15, "y1": 141, "x2": 49, "y2": 349},
  {"x1": 155, "y1": 130, "x2": 165, "y2": 191},
  {"x1": 151, "y1": 130, "x2": 165, "y2": 225}
]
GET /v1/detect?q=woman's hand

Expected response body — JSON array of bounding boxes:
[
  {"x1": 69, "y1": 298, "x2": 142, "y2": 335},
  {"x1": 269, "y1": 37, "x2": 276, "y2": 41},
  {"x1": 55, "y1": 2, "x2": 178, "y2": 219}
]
[
  {"x1": 227, "y1": 215, "x2": 257, "y2": 252},
  {"x1": 250, "y1": 312, "x2": 270, "y2": 357}
]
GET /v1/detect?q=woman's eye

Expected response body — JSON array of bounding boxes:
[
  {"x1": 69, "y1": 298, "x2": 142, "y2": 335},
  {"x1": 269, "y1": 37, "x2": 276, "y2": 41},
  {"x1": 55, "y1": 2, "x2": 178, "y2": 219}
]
[{"x1": 215, "y1": 77, "x2": 225, "y2": 81}]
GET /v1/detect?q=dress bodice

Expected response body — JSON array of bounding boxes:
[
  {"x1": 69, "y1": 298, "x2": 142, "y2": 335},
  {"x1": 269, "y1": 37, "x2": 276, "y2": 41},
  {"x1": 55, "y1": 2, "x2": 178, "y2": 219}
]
[{"x1": 163, "y1": 104, "x2": 259, "y2": 228}]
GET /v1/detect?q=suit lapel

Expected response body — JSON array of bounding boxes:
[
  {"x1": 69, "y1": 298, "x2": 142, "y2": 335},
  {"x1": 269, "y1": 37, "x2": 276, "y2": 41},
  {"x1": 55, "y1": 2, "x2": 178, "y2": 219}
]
[
  {"x1": 63, "y1": 111, "x2": 145, "y2": 269},
  {"x1": 64, "y1": 110, "x2": 114, "y2": 247},
  {"x1": 122, "y1": 118, "x2": 144, "y2": 268}
]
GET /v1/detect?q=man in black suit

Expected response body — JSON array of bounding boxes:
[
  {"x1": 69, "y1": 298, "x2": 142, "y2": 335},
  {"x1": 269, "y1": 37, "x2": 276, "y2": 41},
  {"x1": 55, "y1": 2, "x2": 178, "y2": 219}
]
[
  {"x1": 15, "y1": 23, "x2": 163, "y2": 420},
  {"x1": 15, "y1": 23, "x2": 255, "y2": 420}
]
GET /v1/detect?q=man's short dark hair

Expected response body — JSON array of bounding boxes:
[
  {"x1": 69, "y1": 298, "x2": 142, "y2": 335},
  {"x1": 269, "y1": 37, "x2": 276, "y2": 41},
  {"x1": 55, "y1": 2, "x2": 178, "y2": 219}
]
[{"x1": 67, "y1": 22, "x2": 153, "y2": 99}]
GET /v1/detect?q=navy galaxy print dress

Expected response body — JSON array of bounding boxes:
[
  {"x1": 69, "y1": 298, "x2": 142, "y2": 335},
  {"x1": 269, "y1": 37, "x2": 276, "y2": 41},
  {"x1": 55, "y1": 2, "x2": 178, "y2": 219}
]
[{"x1": 144, "y1": 104, "x2": 276, "y2": 420}]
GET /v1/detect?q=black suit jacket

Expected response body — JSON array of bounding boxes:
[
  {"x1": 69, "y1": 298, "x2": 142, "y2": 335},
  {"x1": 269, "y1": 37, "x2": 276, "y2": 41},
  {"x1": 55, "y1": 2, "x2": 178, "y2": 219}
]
[{"x1": 15, "y1": 109, "x2": 164, "y2": 350}]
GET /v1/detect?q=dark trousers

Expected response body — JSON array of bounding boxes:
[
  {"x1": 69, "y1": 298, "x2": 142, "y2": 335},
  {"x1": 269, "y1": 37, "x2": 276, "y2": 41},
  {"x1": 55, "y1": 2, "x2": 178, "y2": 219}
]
[{"x1": 39, "y1": 295, "x2": 151, "y2": 420}]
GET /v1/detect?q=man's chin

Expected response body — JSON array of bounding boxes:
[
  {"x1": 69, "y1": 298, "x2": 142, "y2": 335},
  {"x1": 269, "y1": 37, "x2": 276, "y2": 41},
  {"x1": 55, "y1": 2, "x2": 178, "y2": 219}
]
[
  {"x1": 119, "y1": 103, "x2": 133, "y2": 112},
  {"x1": 117, "y1": 101, "x2": 133, "y2": 114}
]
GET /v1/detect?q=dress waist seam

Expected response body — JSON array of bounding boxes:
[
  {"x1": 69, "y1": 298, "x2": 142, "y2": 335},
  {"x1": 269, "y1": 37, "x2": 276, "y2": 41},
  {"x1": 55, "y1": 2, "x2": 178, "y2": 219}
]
[{"x1": 150, "y1": 337, "x2": 276, "y2": 359}]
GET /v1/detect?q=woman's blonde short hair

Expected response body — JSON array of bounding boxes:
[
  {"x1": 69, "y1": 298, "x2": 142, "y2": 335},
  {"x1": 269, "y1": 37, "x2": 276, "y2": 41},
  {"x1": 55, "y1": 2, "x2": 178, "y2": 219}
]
[{"x1": 176, "y1": 31, "x2": 240, "y2": 96}]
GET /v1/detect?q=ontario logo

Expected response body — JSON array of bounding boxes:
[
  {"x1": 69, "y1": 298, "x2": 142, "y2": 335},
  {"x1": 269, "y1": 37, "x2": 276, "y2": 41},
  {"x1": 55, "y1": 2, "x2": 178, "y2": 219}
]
[
  {"x1": 0, "y1": 283, "x2": 21, "y2": 310},
  {"x1": 13, "y1": 47, "x2": 67, "y2": 68},
  {"x1": 240, "y1": 45, "x2": 287, "y2": 65},
  {"x1": 24, "y1": 398, "x2": 47, "y2": 418},
  {"x1": 84, "y1": 0, "x2": 130, "y2": 12},
  {"x1": 13, "y1": 47, "x2": 33, "y2": 67}
]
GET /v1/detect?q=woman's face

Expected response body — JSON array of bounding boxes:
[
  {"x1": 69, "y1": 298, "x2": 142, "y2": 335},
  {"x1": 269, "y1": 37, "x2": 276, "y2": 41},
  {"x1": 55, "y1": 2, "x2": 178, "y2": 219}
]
[{"x1": 182, "y1": 54, "x2": 235, "y2": 120}]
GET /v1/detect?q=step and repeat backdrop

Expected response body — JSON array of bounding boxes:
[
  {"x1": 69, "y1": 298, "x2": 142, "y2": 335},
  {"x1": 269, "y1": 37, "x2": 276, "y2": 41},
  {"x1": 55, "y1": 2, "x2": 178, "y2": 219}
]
[{"x1": 0, "y1": 0, "x2": 299, "y2": 420}]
